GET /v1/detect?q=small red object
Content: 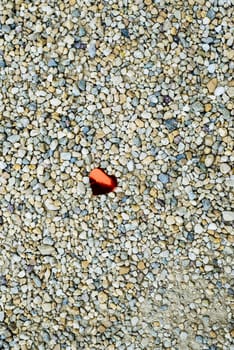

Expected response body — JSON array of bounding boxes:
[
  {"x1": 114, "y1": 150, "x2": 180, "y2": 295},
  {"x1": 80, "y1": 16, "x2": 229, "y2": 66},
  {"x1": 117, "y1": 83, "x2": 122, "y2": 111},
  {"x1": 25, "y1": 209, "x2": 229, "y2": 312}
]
[{"x1": 89, "y1": 168, "x2": 117, "y2": 195}]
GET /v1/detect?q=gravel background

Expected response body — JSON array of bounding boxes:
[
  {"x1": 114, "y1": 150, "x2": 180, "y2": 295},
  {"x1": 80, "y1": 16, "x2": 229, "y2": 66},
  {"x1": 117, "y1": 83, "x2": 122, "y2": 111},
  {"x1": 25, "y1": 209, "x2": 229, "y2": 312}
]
[{"x1": 0, "y1": 0, "x2": 233, "y2": 349}]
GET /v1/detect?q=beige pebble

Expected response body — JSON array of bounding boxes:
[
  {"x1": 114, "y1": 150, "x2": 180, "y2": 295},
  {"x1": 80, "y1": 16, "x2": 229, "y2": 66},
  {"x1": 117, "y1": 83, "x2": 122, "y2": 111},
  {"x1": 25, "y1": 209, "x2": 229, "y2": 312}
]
[
  {"x1": 42, "y1": 303, "x2": 52, "y2": 312},
  {"x1": 220, "y1": 163, "x2": 231, "y2": 174},
  {"x1": 98, "y1": 292, "x2": 108, "y2": 304},
  {"x1": 205, "y1": 154, "x2": 214, "y2": 167},
  {"x1": 207, "y1": 78, "x2": 218, "y2": 93},
  {"x1": 137, "y1": 261, "x2": 146, "y2": 270},
  {"x1": 119, "y1": 266, "x2": 130, "y2": 275},
  {"x1": 166, "y1": 216, "x2": 176, "y2": 225}
]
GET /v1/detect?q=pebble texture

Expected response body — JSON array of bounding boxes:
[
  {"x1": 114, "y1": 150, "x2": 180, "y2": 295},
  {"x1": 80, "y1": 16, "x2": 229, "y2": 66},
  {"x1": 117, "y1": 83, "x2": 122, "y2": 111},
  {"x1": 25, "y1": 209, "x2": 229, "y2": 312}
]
[{"x1": 0, "y1": 1, "x2": 233, "y2": 349}]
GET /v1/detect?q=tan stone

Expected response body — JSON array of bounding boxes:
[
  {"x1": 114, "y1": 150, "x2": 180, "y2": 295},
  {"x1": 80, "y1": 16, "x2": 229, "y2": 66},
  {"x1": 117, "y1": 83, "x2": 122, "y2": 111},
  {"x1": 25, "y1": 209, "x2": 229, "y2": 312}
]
[
  {"x1": 119, "y1": 266, "x2": 130, "y2": 275},
  {"x1": 207, "y1": 78, "x2": 218, "y2": 93},
  {"x1": 204, "y1": 103, "x2": 212, "y2": 112},
  {"x1": 137, "y1": 261, "x2": 146, "y2": 270}
]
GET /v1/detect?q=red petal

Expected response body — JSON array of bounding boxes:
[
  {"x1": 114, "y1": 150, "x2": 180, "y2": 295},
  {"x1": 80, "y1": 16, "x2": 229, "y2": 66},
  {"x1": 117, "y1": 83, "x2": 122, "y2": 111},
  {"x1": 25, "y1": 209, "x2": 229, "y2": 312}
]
[{"x1": 89, "y1": 168, "x2": 117, "y2": 195}]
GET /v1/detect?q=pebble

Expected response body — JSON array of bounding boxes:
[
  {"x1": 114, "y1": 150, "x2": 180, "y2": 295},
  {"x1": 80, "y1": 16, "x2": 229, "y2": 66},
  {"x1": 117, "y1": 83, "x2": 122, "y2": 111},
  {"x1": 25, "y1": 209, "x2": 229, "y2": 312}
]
[
  {"x1": 44, "y1": 199, "x2": 60, "y2": 211},
  {"x1": 158, "y1": 173, "x2": 169, "y2": 184},
  {"x1": 127, "y1": 160, "x2": 134, "y2": 172},
  {"x1": 60, "y1": 152, "x2": 71, "y2": 161},
  {"x1": 50, "y1": 98, "x2": 61, "y2": 107},
  {"x1": 207, "y1": 78, "x2": 218, "y2": 93},
  {"x1": 0, "y1": 311, "x2": 4, "y2": 322},
  {"x1": 220, "y1": 163, "x2": 231, "y2": 174},
  {"x1": 188, "y1": 252, "x2": 197, "y2": 261},
  {"x1": 88, "y1": 41, "x2": 96, "y2": 58},
  {"x1": 205, "y1": 154, "x2": 215, "y2": 167},
  {"x1": 38, "y1": 245, "x2": 56, "y2": 255},
  {"x1": 214, "y1": 86, "x2": 225, "y2": 96},
  {"x1": 222, "y1": 211, "x2": 234, "y2": 222}
]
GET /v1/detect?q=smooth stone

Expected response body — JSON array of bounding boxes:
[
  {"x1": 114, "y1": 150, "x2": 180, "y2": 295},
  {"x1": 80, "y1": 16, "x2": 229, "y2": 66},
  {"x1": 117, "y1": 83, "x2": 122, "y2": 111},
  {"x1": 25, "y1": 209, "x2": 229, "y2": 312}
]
[
  {"x1": 88, "y1": 41, "x2": 96, "y2": 58},
  {"x1": 121, "y1": 28, "x2": 130, "y2": 38},
  {"x1": 7, "y1": 134, "x2": 20, "y2": 143},
  {"x1": 98, "y1": 292, "x2": 108, "y2": 304},
  {"x1": 194, "y1": 224, "x2": 203, "y2": 234},
  {"x1": 158, "y1": 173, "x2": 169, "y2": 184},
  {"x1": 164, "y1": 118, "x2": 177, "y2": 131},
  {"x1": 188, "y1": 252, "x2": 196, "y2": 261},
  {"x1": 77, "y1": 182, "x2": 86, "y2": 195},
  {"x1": 38, "y1": 245, "x2": 56, "y2": 255},
  {"x1": 205, "y1": 154, "x2": 214, "y2": 167},
  {"x1": 204, "y1": 265, "x2": 213, "y2": 272},
  {"x1": 180, "y1": 331, "x2": 188, "y2": 340},
  {"x1": 79, "y1": 27, "x2": 86, "y2": 36},
  {"x1": 214, "y1": 86, "x2": 225, "y2": 96},
  {"x1": 131, "y1": 317, "x2": 138, "y2": 326},
  {"x1": 50, "y1": 140, "x2": 58, "y2": 151},
  {"x1": 222, "y1": 211, "x2": 234, "y2": 221},
  {"x1": 42, "y1": 303, "x2": 52, "y2": 312},
  {"x1": 50, "y1": 98, "x2": 61, "y2": 106},
  {"x1": 44, "y1": 199, "x2": 60, "y2": 211},
  {"x1": 48, "y1": 59, "x2": 58, "y2": 67},
  {"x1": 60, "y1": 152, "x2": 71, "y2": 161},
  {"x1": 207, "y1": 78, "x2": 218, "y2": 93},
  {"x1": 191, "y1": 101, "x2": 204, "y2": 112},
  {"x1": 208, "y1": 223, "x2": 217, "y2": 230},
  {"x1": 220, "y1": 163, "x2": 231, "y2": 174},
  {"x1": 207, "y1": 64, "x2": 216, "y2": 74},
  {"x1": 0, "y1": 59, "x2": 6, "y2": 68},
  {"x1": 0, "y1": 311, "x2": 4, "y2": 322},
  {"x1": 226, "y1": 87, "x2": 234, "y2": 98},
  {"x1": 78, "y1": 79, "x2": 86, "y2": 91}
]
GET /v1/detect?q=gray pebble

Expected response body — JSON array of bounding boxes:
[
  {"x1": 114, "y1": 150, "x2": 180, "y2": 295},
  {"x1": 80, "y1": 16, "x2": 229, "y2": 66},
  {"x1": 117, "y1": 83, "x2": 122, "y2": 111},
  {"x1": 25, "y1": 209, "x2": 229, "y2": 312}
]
[{"x1": 158, "y1": 173, "x2": 169, "y2": 184}]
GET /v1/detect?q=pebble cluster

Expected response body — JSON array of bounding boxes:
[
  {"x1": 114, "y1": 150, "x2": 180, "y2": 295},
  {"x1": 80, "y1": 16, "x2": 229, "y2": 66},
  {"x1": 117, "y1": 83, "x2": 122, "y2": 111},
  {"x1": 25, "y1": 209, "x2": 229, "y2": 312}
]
[{"x1": 0, "y1": 0, "x2": 233, "y2": 349}]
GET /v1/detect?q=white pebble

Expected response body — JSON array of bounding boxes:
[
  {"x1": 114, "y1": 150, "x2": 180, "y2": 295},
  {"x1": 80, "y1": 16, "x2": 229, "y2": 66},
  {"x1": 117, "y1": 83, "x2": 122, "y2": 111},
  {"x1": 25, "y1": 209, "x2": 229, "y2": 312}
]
[
  {"x1": 61, "y1": 152, "x2": 71, "y2": 161},
  {"x1": 131, "y1": 316, "x2": 138, "y2": 326},
  {"x1": 0, "y1": 311, "x2": 4, "y2": 322},
  {"x1": 127, "y1": 160, "x2": 134, "y2": 171},
  {"x1": 194, "y1": 224, "x2": 203, "y2": 234},
  {"x1": 222, "y1": 211, "x2": 234, "y2": 221},
  {"x1": 77, "y1": 182, "x2": 86, "y2": 195},
  {"x1": 50, "y1": 98, "x2": 61, "y2": 106},
  {"x1": 188, "y1": 252, "x2": 196, "y2": 261},
  {"x1": 208, "y1": 223, "x2": 217, "y2": 230},
  {"x1": 44, "y1": 199, "x2": 60, "y2": 211},
  {"x1": 207, "y1": 64, "x2": 216, "y2": 74},
  {"x1": 214, "y1": 86, "x2": 225, "y2": 96},
  {"x1": 220, "y1": 163, "x2": 231, "y2": 174}
]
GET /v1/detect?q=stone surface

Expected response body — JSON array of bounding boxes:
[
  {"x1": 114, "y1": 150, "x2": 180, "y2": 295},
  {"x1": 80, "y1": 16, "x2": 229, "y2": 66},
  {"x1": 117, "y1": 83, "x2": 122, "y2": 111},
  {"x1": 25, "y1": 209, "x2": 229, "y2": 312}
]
[{"x1": 0, "y1": 1, "x2": 232, "y2": 349}]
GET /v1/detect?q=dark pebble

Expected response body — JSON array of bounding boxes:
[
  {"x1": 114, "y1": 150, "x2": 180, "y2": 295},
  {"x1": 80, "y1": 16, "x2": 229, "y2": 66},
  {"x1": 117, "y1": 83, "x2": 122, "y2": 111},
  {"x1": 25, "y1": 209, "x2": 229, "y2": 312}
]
[
  {"x1": 227, "y1": 288, "x2": 234, "y2": 296},
  {"x1": 0, "y1": 216, "x2": 3, "y2": 225},
  {"x1": 207, "y1": 8, "x2": 216, "y2": 20},
  {"x1": 163, "y1": 95, "x2": 172, "y2": 104},
  {"x1": 164, "y1": 118, "x2": 177, "y2": 131},
  {"x1": 0, "y1": 275, "x2": 7, "y2": 285},
  {"x1": 8, "y1": 204, "x2": 14, "y2": 213},
  {"x1": 173, "y1": 35, "x2": 180, "y2": 43},
  {"x1": 74, "y1": 41, "x2": 87, "y2": 49},
  {"x1": 187, "y1": 232, "x2": 194, "y2": 241},
  {"x1": 121, "y1": 28, "x2": 130, "y2": 38},
  {"x1": 176, "y1": 154, "x2": 186, "y2": 160}
]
